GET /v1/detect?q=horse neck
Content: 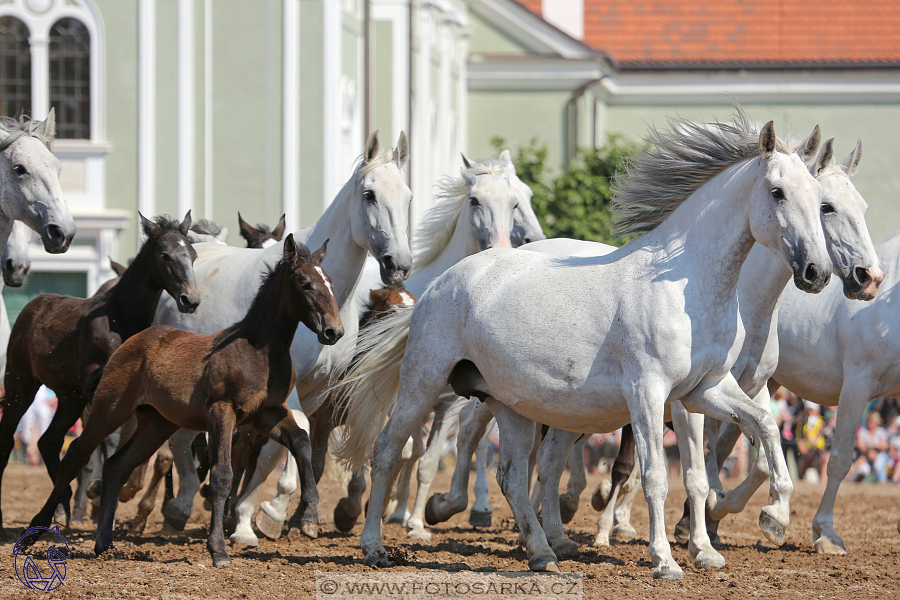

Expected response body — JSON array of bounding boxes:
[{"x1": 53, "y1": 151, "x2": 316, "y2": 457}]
[
  {"x1": 106, "y1": 244, "x2": 167, "y2": 328},
  {"x1": 407, "y1": 212, "x2": 472, "y2": 296},
  {"x1": 302, "y1": 177, "x2": 368, "y2": 307},
  {"x1": 738, "y1": 243, "x2": 793, "y2": 328},
  {"x1": 647, "y1": 160, "x2": 761, "y2": 315},
  {"x1": 234, "y1": 267, "x2": 299, "y2": 353}
]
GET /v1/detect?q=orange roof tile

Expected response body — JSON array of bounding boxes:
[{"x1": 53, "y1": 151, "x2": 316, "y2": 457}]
[{"x1": 517, "y1": 0, "x2": 900, "y2": 67}]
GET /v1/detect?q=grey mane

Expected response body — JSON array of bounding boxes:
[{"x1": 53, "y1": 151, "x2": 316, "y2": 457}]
[
  {"x1": 611, "y1": 105, "x2": 801, "y2": 238},
  {"x1": 0, "y1": 115, "x2": 53, "y2": 152},
  {"x1": 191, "y1": 219, "x2": 224, "y2": 236}
]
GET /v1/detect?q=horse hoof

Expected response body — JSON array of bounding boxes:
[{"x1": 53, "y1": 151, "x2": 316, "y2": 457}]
[
  {"x1": 652, "y1": 563, "x2": 684, "y2": 580},
  {"x1": 611, "y1": 524, "x2": 637, "y2": 542},
  {"x1": 255, "y1": 504, "x2": 286, "y2": 540},
  {"x1": 127, "y1": 517, "x2": 148, "y2": 535},
  {"x1": 468, "y1": 509, "x2": 492, "y2": 528},
  {"x1": 406, "y1": 527, "x2": 432, "y2": 541},
  {"x1": 693, "y1": 549, "x2": 726, "y2": 569},
  {"x1": 119, "y1": 485, "x2": 140, "y2": 503},
  {"x1": 528, "y1": 555, "x2": 560, "y2": 572},
  {"x1": 673, "y1": 520, "x2": 690, "y2": 545},
  {"x1": 813, "y1": 536, "x2": 847, "y2": 555},
  {"x1": 590, "y1": 480, "x2": 611, "y2": 512},
  {"x1": 213, "y1": 554, "x2": 232, "y2": 568},
  {"x1": 386, "y1": 513, "x2": 406, "y2": 525},
  {"x1": 363, "y1": 552, "x2": 394, "y2": 568},
  {"x1": 592, "y1": 537, "x2": 610, "y2": 548},
  {"x1": 86, "y1": 479, "x2": 102, "y2": 500},
  {"x1": 229, "y1": 530, "x2": 260, "y2": 547},
  {"x1": 94, "y1": 539, "x2": 114, "y2": 557},
  {"x1": 162, "y1": 502, "x2": 190, "y2": 531},
  {"x1": 334, "y1": 498, "x2": 361, "y2": 533},
  {"x1": 53, "y1": 504, "x2": 68, "y2": 526},
  {"x1": 301, "y1": 521, "x2": 318, "y2": 539},
  {"x1": 424, "y1": 494, "x2": 448, "y2": 526},
  {"x1": 759, "y1": 509, "x2": 786, "y2": 546},
  {"x1": 559, "y1": 499, "x2": 578, "y2": 524},
  {"x1": 551, "y1": 539, "x2": 580, "y2": 561}
]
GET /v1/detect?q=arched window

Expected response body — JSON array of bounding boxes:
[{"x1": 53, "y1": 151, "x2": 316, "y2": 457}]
[
  {"x1": 49, "y1": 18, "x2": 91, "y2": 139},
  {"x1": 0, "y1": 16, "x2": 32, "y2": 120}
]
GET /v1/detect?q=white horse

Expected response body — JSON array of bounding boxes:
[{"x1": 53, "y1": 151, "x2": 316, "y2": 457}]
[
  {"x1": 0, "y1": 110, "x2": 75, "y2": 253},
  {"x1": 230, "y1": 156, "x2": 520, "y2": 545},
  {"x1": 334, "y1": 110, "x2": 831, "y2": 579},
  {"x1": 687, "y1": 140, "x2": 900, "y2": 556},
  {"x1": 0, "y1": 221, "x2": 32, "y2": 374},
  {"x1": 154, "y1": 131, "x2": 412, "y2": 534},
  {"x1": 530, "y1": 136, "x2": 881, "y2": 555}
]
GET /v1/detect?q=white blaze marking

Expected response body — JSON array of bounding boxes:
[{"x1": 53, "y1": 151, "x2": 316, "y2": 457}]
[
  {"x1": 262, "y1": 238, "x2": 277, "y2": 248},
  {"x1": 400, "y1": 291, "x2": 415, "y2": 306},
  {"x1": 179, "y1": 240, "x2": 187, "y2": 248},
  {"x1": 314, "y1": 266, "x2": 334, "y2": 298}
]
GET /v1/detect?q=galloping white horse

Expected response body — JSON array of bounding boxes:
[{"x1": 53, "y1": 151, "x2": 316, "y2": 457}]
[
  {"x1": 154, "y1": 131, "x2": 413, "y2": 534},
  {"x1": 0, "y1": 110, "x2": 75, "y2": 253},
  {"x1": 335, "y1": 110, "x2": 830, "y2": 578},
  {"x1": 229, "y1": 155, "x2": 521, "y2": 546},
  {"x1": 529, "y1": 136, "x2": 881, "y2": 555}
]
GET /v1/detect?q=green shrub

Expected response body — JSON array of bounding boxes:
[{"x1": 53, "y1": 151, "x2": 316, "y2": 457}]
[{"x1": 490, "y1": 135, "x2": 638, "y2": 246}]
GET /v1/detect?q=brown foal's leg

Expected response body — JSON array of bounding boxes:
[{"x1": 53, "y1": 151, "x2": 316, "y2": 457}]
[
  {"x1": 0, "y1": 375, "x2": 41, "y2": 535},
  {"x1": 206, "y1": 402, "x2": 237, "y2": 567},
  {"x1": 128, "y1": 442, "x2": 175, "y2": 534},
  {"x1": 94, "y1": 405, "x2": 180, "y2": 556},
  {"x1": 254, "y1": 405, "x2": 319, "y2": 538}
]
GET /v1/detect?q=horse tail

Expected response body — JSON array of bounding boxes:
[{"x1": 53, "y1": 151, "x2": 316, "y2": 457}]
[
  {"x1": 323, "y1": 428, "x2": 353, "y2": 491},
  {"x1": 331, "y1": 304, "x2": 414, "y2": 473}
]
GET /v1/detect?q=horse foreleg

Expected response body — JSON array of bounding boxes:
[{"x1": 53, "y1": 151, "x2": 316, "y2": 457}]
[
  {"x1": 611, "y1": 459, "x2": 641, "y2": 541},
  {"x1": 162, "y1": 428, "x2": 203, "y2": 530},
  {"x1": 38, "y1": 393, "x2": 88, "y2": 526},
  {"x1": 0, "y1": 363, "x2": 41, "y2": 535},
  {"x1": 223, "y1": 426, "x2": 256, "y2": 535},
  {"x1": 116, "y1": 416, "x2": 145, "y2": 502},
  {"x1": 559, "y1": 435, "x2": 587, "y2": 523},
  {"x1": 470, "y1": 425, "x2": 492, "y2": 527},
  {"x1": 309, "y1": 400, "x2": 335, "y2": 483},
  {"x1": 202, "y1": 403, "x2": 236, "y2": 567},
  {"x1": 594, "y1": 424, "x2": 636, "y2": 547},
  {"x1": 231, "y1": 437, "x2": 285, "y2": 546},
  {"x1": 259, "y1": 449, "x2": 298, "y2": 538},
  {"x1": 405, "y1": 395, "x2": 467, "y2": 539},
  {"x1": 254, "y1": 406, "x2": 318, "y2": 539},
  {"x1": 536, "y1": 427, "x2": 582, "y2": 560},
  {"x1": 672, "y1": 401, "x2": 725, "y2": 569},
  {"x1": 424, "y1": 398, "x2": 491, "y2": 526},
  {"x1": 811, "y1": 376, "x2": 872, "y2": 555},
  {"x1": 128, "y1": 443, "x2": 174, "y2": 534},
  {"x1": 334, "y1": 468, "x2": 367, "y2": 533},
  {"x1": 486, "y1": 398, "x2": 557, "y2": 572},
  {"x1": 386, "y1": 424, "x2": 423, "y2": 527}
]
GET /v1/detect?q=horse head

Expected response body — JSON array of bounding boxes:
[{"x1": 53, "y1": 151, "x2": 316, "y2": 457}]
[{"x1": 283, "y1": 234, "x2": 344, "y2": 346}]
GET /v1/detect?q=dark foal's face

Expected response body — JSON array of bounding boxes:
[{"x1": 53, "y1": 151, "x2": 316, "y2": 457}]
[
  {"x1": 239, "y1": 212, "x2": 286, "y2": 249},
  {"x1": 141, "y1": 211, "x2": 201, "y2": 314},
  {"x1": 283, "y1": 234, "x2": 343, "y2": 345}
]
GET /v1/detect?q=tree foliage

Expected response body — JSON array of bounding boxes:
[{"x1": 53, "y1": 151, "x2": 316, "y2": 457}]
[{"x1": 490, "y1": 135, "x2": 638, "y2": 246}]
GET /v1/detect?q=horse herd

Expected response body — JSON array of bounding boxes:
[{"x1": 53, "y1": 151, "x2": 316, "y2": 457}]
[{"x1": 0, "y1": 105, "x2": 896, "y2": 581}]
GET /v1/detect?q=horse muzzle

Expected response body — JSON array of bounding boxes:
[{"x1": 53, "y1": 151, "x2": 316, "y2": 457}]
[
  {"x1": 379, "y1": 254, "x2": 411, "y2": 286},
  {"x1": 317, "y1": 320, "x2": 344, "y2": 346},
  {"x1": 40, "y1": 222, "x2": 75, "y2": 254},
  {"x1": 793, "y1": 261, "x2": 830, "y2": 294},
  {"x1": 842, "y1": 265, "x2": 884, "y2": 301}
]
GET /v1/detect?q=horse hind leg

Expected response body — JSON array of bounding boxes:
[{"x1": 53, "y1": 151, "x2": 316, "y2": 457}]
[
  {"x1": 260, "y1": 451, "x2": 298, "y2": 539},
  {"x1": 162, "y1": 428, "x2": 203, "y2": 530},
  {"x1": 128, "y1": 443, "x2": 174, "y2": 534},
  {"x1": 386, "y1": 425, "x2": 423, "y2": 527},
  {"x1": 536, "y1": 427, "x2": 582, "y2": 560},
  {"x1": 594, "y1": 424, "x2": 637, "y2": 547},
  {"x1": 38, "y1": 392, "x2": 89, "y2": 526},
  {"x1": 0, "y1": 360, "x2": 41, "y2": 535},
  {"x1": 470, "y1": 416, "x2": 493, "y2": 527},
  {"x1": 230, "y1": 436, "x2": 285, "y2": 545}
]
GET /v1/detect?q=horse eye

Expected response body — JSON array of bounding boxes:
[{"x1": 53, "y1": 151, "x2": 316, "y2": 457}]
[
  {"x1": 301, "y1": 282, "x2": 313, "y2": 291},
  {"x1": 771, "y1": 187, "x2": 784, "y2": 200},
  {"x1": 513, "y1": 203, "x2": 520, "y2": 210},
  {"x1": 470, "y1": 198, "x2": 480, "y2": 207},
  {"x1": 363, "y1": 190, "x2": 376, "y2": 203},
  {"x1": 13, "y1": 165, "x2": 26, "y2": 176},
  {"x1": 821, "y1": 203, "x2": 835, "y2": 214},
  {"x1": 162, "y1": 253, "x2": 173, "y2": 262}
]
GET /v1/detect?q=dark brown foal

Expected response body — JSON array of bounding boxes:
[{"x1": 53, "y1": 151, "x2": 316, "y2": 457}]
[
  {"x1": 0, "y1": 212, "x2": 200, "y2": 535},
  {"x1": 29, "y1": 234, "x2": 343, "y2": 567}
]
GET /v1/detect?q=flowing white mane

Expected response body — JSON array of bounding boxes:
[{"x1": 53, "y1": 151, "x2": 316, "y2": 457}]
[
  {"x1": 612, "y1": 105, "x2": 803, "y2": 238},
  {"x1": 411, "y1": 163, "x2": 506, "y2": 274},
  {"x1": 0, "y1": 115, "x2": 53, "y2": 151}
]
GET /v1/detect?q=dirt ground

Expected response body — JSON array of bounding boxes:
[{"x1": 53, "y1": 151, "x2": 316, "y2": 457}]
[{"x1": 0, "y1": 460, "x2": 898, "y2": 599}]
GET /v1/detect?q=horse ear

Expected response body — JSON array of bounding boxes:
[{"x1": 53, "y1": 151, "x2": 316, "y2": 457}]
[
  {"x1": 216, "y1": 226, "x2": 229, "y2": 243},
  {"x1": 460, "y1": 153, "x2": 473, "y2": 169},
  {"x1": 364, "y1": 130, "x2": 380, "y2": 164},
  {"x1": 813, "y1": 137, "x2": 835, "y2": 178},
  {"x1": 237, "y1": 212, "x2": 257, "y2": 242},
  {"x1": 272, "y1": 214, "x2": 286, "y2": 240},
  {"x1": 839, "y1": 139, "x2": 863, "y2": 177},
  {"x1": 283, "y1": 233, "x2": 297, "y2": 263},
  {"x1": 179, "y1": 210, "x2": 192, "y2": 236},
  {"x1": 40, "y1": 107, "x2": 56, "y2": 146},
  {"x1": 798, "y1": 124, "x2": 821, "y2": 164},
  {"x1": 463, "y1": 171, "x2": 478, "y2": 189},
  {"x1": 498, "y1": 149, "x2": 516, "y2": 173},
  {"x1": 139, "y1": 212, "x2": 161, "y2": 238},
  {"x1": 393, "y1": 131, "x2": 409, "y2": 169},
  {"x1": 759, "y1": 121, "x2": 776, "y2": 159},
  {"x1": 312, "y1": 238, "x2": 329, "y2": 263},
  {"x1": 109, "y1": 257, "x2": 127, "y2": 277}
]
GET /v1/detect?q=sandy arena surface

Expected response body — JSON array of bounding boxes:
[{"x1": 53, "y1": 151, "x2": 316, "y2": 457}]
[{"x1": 0, "y1": 460, "x2": 898, "y2": 599}]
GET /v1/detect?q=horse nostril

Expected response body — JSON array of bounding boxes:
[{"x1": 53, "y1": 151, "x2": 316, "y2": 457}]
[
  {"x1": 854, "y1": 266, "x2": 871, "y2": 287},
  {"x1": 4, "y1": 259, "x2": 12, "y2": 273},
  {"x1": 47, "y1": 224, "x2": 65, "y2": 244},
  {"x1": 324, "y1": 328, "x2": 336, "y2": 341},
  {"x1": 804, "y1": 263, "x2": 819, "y2": 283},
  {"x1": 179, "y1": 294, "x2": 190, "y2": 307}
]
